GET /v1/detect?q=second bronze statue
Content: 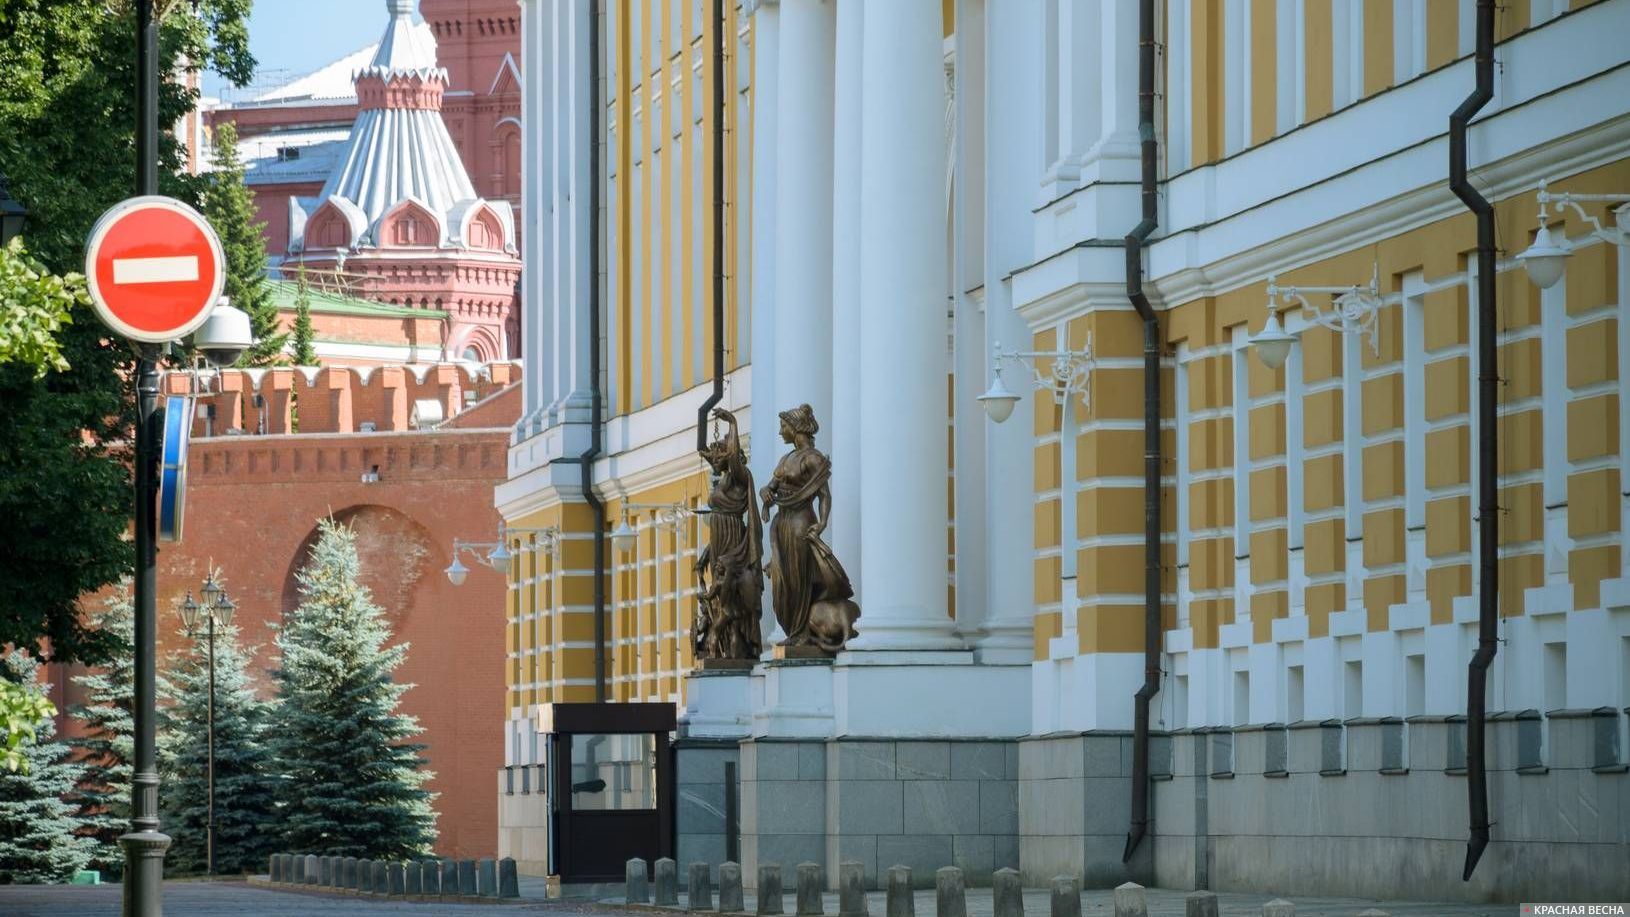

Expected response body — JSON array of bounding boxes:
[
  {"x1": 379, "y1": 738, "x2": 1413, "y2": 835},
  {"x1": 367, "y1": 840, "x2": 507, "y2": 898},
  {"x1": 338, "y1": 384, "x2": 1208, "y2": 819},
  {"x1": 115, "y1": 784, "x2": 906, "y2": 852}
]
[{"x1": 759, "y1": 404, "x2": 860, "y2": 654}]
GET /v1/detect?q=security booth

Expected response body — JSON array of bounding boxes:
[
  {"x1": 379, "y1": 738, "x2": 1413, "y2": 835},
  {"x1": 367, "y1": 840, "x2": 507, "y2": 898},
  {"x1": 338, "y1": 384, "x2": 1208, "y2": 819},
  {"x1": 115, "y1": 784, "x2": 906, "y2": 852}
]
[{"x1": 538, "y1": 701, "x2": 675, "y2": 889}]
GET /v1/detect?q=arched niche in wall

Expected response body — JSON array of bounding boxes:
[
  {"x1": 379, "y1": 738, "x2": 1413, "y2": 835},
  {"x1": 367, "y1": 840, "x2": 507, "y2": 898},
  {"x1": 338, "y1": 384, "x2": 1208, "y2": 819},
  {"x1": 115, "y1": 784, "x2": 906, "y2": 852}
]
[{"x1": 279, "y1": 505, "x2": 440, "y2": 634}]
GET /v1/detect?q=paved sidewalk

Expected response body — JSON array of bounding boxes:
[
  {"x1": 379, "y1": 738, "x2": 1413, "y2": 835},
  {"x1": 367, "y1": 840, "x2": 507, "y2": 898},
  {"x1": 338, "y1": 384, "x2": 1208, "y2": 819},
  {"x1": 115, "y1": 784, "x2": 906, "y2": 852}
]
[
  {"x1": 0, "y1": 879, "x2": 599, "y2": 916},
  {"x1": 645, "y1": 887, "x2": 1520, "y2": 917}
]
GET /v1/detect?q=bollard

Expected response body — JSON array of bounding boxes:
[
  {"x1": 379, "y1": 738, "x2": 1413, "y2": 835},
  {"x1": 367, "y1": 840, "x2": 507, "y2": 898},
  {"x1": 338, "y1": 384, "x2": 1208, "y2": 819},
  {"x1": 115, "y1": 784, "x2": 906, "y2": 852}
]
[
  {"x1": 839, "y1": 861, "x2": 867, "y2": 917},
  {"x1": 441, "y1": 859, "x2": 459, "y2": 898},
  {"x1": 306, "y1": 854, "x2": 320, "y2": 885},
  {"x1": 1049, "y1": 876, "x2": 1081, "y2": 917},
  {"x1": 373, "y1": 860, "x2": 388, "y2": 896},
  {"x1": 422, "y1": 860, "x2": 441, "y2": 896},
  {"x1": 719, "y1": 862, "x2": 745, "y2": 913},
  {"x1": 388, "y1": 861, "x2": 406, "y2": 896},
  {"x1": 1113, "y1": 882, "x2": 1147, "y2": 917},
  {"x1": 292, "y1": 854, "x2": 306, "y2": 885},
  {"x1": 1262, "y1": 900, "x2": 1296, "y2": 917},
  {"x1": 886, "y1": 865, "x2": 914, "y2": 917},
  {"x1": 320, "y1": 856, "x2": 334, "y2": 887},
  {"x1": 993, "y1": 868, "x2": 1023, "y2": 917},
  {"x1": 499, "y1": 858, "x2": 520, "y2": 899},
  {"x1": 934, "y1": 867, "x2": 966, "y2": 917},
  {"x1": 627, "y1": 857, "x2": 651, "y2": 904},
  {"x1": 358, "y1": 859, "x2": 374, "y2": 894},
  {"x1": 406, "y1": 860, "x2": 423, "y2": 896},
  {"x1": 655, "y1": 857, "x2": 680, "y2": 906},
  {"x1": 331, "y1": 856, "x2": 345, "y2": 889},
  {"x1": 458, "y1": 859, "x2": 478, "y2": 897},
  {"x1": 795, "y1": 863, "x2": 824, "y2": 916},
  {"x1": 1355, "y1": 911, "x2": 1391, "y2": 917},
  {"x1": 269, "y1": 854, "x2": 282, "y2": 883},
  {"x1": 344, "y1": 857, "x2": 358, "y2": 891},
  {"x1": 1184, "y1": 890, "x2": 1218, "y2": 917},
  {"x1": 689, "y1": 862, "x2": 714, "y2": 911},
  {"x1": 479, "y1": 858, "x2": 498, "y2": 898},
  {"x1": 757, "y1": 864, "x2": 785, "y2": 916},
  {"x1": 281, "y1": 853, "x2": 294, "y2": 883}
]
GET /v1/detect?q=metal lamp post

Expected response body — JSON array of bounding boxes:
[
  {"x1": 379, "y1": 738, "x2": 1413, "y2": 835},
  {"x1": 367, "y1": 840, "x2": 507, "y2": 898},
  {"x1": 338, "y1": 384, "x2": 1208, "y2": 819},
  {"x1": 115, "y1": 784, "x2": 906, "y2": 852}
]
[{"x1": 175, "y1": 574, "x2": 235, "y2": 877}]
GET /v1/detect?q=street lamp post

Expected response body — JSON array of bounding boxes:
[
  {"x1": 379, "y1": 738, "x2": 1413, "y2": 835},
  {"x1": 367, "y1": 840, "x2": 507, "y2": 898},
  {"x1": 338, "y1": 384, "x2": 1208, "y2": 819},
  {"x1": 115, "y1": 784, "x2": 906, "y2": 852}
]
[{"x1": 175, "y1": 575, "x2": 236, "y2": 877}]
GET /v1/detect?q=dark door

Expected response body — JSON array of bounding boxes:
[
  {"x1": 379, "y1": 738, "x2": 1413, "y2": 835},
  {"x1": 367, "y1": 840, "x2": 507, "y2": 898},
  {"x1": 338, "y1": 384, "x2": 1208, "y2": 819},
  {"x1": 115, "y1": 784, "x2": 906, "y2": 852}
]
[{"x1": 551, "y1": 730, "x2": 673, "y2": 882}]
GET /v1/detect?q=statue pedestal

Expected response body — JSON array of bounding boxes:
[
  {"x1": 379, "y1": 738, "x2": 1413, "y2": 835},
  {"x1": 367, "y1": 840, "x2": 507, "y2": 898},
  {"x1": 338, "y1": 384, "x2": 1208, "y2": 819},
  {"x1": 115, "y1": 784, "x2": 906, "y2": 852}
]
[
  {"x1": 750, "y1": 657, "x2": 836, "y2": 738},
  {"x1": 830, "y1": 650, "x2": 1030, "y2": 738},
  {"x1": 679, "y1": 666, "x2": 755, "y2": 740}
]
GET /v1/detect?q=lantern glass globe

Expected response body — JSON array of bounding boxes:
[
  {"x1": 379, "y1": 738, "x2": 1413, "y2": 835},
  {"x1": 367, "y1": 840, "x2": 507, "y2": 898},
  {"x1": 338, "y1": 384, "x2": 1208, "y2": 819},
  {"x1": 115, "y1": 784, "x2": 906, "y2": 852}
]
[
  {"x1": 978, "y1": 371, "x2": 1020, "y2": 424},
  {"x1": 1517, "y1": 224, "x2": 1569, "y2": 290},
  {"x1": 1250, "y1": 312, "x2": 1298, "y2": 371},
  {"x1": 445, "y1": 556, "x2": 469, "y2": 586},
  {"x1": 486, "y1": 541, "x2": 512, "y2": 575},
  {"x1": 177, "y1": 592, "x2": 202, "y2": 632},
  {"x1": 612, "y1": 520, "x2": 638, "y2": 554},
  {"x1": 213, "y1": 594, "x2": 236, "y2": 628}
]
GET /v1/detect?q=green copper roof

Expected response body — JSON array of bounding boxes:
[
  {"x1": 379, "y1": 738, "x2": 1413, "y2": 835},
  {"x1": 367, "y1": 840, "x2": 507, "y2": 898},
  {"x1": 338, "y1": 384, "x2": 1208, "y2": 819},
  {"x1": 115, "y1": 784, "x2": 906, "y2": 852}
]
[{"x1": 267, "y1": 279, "x2": 449, "y2": 319}]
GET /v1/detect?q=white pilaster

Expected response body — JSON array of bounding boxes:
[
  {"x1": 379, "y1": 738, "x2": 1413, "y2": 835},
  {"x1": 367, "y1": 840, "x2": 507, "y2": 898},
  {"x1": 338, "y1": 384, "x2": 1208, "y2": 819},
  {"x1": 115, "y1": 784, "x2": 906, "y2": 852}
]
[
  {"x1": 851, "y1": 0, "x2": 960, "y2": 651},
  {"x1": 830, "y1": 0, "x2": 864, "y2": 593},
  {"x1": 772, "y1": 0, "x2": 835, "y2": 441},
  {"x1": 746, "y1": 0, "x2": 782, "y2": 646},
  {"x1": 974, "y1": 1, "x2": 1041, "y2": 663},
  {"x1": 519, "y1": 0, "x2": 551, "y2": 435},
  {"x1": 544, "y1": 0, "x2": 597, "y2": 451}
]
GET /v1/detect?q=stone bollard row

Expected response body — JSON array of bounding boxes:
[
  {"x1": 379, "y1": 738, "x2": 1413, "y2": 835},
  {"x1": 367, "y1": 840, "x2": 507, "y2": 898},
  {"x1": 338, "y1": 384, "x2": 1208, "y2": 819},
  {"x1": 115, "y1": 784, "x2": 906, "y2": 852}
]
[
  {"x1": 886, "y1": 865, "x2": 914, "y2": 917},
  {"x1": 1185, "y1": 890, "x2": 1218, "y2": 917},
  {"x1": 935, "y1": 866, "x2": 966, "y2": 917},
  {"x1": 992, "y1": 868, "x2": 1022, "y2": 917},
  {"x1": 1113, "y1": 882, "x2": 1147, "y2": 917},
  {"x1": 1050, "y1": 876, "x2": 1082, "y2": 917},
  {"x1": 265, "y1": 851, "x2": 515, "y2": 901},
  {"x1": 838, "y1": 862, "x2": 867, "y2": 917},
  {"x1": 628, "y1": 857, "x2": 651, "y2": 904},
  {"x1": 719, "y1": 861, "x2": 745, "y2": 913},
  {"x1": 655, "y1": 857, "x2": 680, "y2": 906},
  {"x1": 796, "y1": 862, "x2": 824, "y2": 916},
  {"x1": 758, "y1": 864, "x2": 784, "y2": 916},
  {"x1": 690, "y1": 862, "x2": 715, "y2": 912}
]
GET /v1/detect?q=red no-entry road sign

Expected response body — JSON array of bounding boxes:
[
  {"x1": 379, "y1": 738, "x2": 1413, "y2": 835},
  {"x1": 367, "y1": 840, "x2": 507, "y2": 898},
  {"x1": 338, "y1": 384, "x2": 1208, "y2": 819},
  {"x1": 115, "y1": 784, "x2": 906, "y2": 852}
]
[{"x1": 84, "y1": 196, "x2": 224, "y2": 344}]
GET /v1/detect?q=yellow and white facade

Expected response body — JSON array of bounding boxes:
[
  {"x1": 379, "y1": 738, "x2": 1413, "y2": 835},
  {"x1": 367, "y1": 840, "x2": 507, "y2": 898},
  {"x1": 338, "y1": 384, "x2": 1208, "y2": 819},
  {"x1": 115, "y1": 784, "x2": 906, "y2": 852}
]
[{"x1": 500, "y1": 0, "x2": 1630, "y2": 901}]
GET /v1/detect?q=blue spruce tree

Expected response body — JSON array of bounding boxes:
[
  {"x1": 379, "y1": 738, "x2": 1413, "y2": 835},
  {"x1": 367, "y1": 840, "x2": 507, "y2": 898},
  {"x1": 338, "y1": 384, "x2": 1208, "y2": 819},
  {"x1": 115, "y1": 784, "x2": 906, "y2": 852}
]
[
  {"x1": 272, "y1": 518, "x2": 437, "y2": 858},
  {"x1": 0, "y1": 651, "x2": 95, "y2": 884},
  {"x1": 161, "y1": 606, "x2": 280, "y2": 875}
]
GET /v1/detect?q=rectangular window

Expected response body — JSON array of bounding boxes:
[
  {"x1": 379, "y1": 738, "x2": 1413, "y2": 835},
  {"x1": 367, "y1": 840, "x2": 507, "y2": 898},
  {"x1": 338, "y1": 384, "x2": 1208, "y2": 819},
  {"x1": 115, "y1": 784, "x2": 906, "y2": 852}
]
[
  {"x1": 571, "y1": 733, "x2": 658, "y2": 811},
  {"x1": 1343, "y1": 658, "x2": 1363, "y2": 719},
  {"x1": 1287, "y1": 664, "x2": 1305, "y2": 723},
  {"x1": 1406, "y1": 654, "x2": 1425, "y2": 717}
]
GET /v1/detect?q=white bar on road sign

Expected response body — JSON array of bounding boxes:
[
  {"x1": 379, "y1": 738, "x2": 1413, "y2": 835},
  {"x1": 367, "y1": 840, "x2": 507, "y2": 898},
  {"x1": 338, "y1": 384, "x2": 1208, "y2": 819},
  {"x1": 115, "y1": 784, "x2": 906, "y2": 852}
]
[{"x1": 112, "y1": 255, "x2": 200, "y2": 285}]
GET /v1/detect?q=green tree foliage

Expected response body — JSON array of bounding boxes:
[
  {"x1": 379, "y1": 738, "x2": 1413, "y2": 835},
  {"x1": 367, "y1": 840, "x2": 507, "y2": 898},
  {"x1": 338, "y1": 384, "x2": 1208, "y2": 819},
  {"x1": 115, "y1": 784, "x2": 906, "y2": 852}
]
[
  {"x1": 0, "y1": 0, "x2": 255, "y2": 665},
  {"x1": 161, "y1": 607, "x2": 280, "y2": 876},
  {"x1": 0, "y1": 238, "x2": 82, "y2": 378},
  {"x1": 290, "y1": 263, "x2": 319, "y2": 367},
  {"x1": 68, "y1": 586, "x2": 169, "y2": 877},
  {"x1": 0, "y1": 651, "x2": 96, "y2": 884},
  {"x1": 273, "y1": 519, "x2": 437, "y2": 859},
  {"x1": 0, "y1": 679, "x2": 56, "y2": 775},
  {"x1": 204, "y1": 121, "x2": 284, "y2": 365}
]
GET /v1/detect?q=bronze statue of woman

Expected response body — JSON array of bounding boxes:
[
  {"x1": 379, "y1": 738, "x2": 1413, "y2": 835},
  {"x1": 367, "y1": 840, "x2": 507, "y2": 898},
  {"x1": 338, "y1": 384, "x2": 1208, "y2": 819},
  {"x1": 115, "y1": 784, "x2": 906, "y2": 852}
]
[
  {"x1": 760, "y1": 404, "x2": 857, "y2": 652},
  {"x1": 693, "y1": 408, "x2": 762, "y2": 660}
]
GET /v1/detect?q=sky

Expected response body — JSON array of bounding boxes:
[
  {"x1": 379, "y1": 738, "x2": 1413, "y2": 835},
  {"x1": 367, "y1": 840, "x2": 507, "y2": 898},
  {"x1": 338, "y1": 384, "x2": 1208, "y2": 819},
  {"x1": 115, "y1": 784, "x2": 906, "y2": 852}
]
[{"x1": 201, "y1": 0, "x2": 410, "y2": 99}]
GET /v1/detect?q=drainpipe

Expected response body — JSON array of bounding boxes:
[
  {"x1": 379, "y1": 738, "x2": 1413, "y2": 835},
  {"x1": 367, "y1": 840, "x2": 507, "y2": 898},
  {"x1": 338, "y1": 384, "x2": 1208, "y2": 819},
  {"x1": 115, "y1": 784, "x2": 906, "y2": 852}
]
[
  {"x1": 1123, "y1": 0, "x2": 1161, "y2": 865},
  {"x1": 1451, "y1": 0, "x2": 1496, "y2": 881},
  {"x1": 697, "y1": 0, "x2": 726, "y2": 452},
  {"x1": 578, "y1": 0, "x2": 608, "y2": 703}
]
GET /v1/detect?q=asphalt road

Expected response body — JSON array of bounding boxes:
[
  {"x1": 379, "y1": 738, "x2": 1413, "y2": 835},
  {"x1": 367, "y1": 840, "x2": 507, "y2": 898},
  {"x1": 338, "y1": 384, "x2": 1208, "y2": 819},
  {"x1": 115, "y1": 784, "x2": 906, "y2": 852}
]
[{"x1": 0, "y1": 881, "x2": 623, "y2": 917}]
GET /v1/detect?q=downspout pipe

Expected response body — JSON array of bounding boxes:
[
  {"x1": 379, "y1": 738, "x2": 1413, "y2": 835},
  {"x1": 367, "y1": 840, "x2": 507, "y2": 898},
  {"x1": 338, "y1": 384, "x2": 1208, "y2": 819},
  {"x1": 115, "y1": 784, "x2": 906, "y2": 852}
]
[
  {"x1": 579, "y1": 0, "x2": 608, "y2": 703},
  {"x1": 1451, "y1": 0, "x2": 1497, "y2": 881},
  {"x1": 1123, "y1": 0, "x2": 1161, "y2": 865},
  {"x1": 697, "y1": 0, "x2": 726, "y2": 452}
]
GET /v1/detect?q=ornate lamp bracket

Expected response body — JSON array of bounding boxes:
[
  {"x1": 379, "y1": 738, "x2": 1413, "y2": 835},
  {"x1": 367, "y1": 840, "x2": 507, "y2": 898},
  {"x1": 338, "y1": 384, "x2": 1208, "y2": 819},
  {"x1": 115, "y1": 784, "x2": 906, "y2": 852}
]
[
  {"x1": 1266, "y1": 264, "x2": 1385, "y2": 356},
  {"x1": 992, "y1": 335, "x2": 1095, "y2": 411}
]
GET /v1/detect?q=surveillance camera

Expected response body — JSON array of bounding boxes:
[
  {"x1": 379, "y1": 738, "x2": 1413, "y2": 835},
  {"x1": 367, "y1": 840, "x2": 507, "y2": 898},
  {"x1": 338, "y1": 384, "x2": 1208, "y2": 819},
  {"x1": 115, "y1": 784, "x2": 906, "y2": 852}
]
[{"x1": 192, "y1": 299, "x2": 254, "y2": 368}]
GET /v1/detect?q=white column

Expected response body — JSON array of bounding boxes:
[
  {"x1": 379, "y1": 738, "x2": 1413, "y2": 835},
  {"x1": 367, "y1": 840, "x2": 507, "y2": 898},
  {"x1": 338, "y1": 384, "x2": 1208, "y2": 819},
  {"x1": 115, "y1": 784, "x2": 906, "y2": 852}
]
[
  {"x1": 772, "y1": 0, "x2": 835, "y2": 441},
  {"x1": 547, "y1": 0, "x2": 596, "y2": 443},
  {"x1": 519, "y1": 0, "x2": 552, "y2": 432},
  {"x1": 746, "y1": 0, "x2": 782, "y2": 646},
  {"x1": 830, "y1": 0, "x2": 863, "y2": 590},
  {"x1": 851, "y1": 0, "x2": 960, "y2": 651},
  {"x1": 975, "y1": 0, "x2": 1040, "y2": 661}
]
